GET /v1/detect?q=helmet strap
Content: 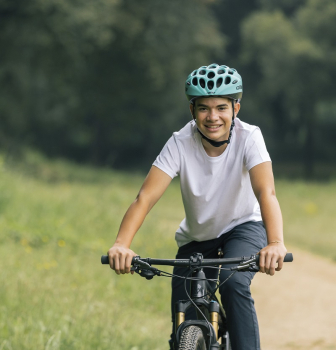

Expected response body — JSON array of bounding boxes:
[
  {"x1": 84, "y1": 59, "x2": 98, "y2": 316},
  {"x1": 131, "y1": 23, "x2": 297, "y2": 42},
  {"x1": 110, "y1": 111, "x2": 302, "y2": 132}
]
[{"x1": 194, "y1": 99, "x2": 236, "y2": 147}]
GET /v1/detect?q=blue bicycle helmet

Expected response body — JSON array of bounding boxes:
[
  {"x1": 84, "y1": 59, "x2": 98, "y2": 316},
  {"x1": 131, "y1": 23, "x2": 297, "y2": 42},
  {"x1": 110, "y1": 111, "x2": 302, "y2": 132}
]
[{"x1": 185, "y1": 63, "x2": 243, "y2": 103}]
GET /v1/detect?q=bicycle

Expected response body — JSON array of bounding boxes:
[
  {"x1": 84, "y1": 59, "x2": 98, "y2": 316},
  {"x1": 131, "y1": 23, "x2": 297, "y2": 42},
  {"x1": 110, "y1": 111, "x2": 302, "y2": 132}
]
[{"x1": 101, "y1": 251, "x2": 293, "y2": 350}]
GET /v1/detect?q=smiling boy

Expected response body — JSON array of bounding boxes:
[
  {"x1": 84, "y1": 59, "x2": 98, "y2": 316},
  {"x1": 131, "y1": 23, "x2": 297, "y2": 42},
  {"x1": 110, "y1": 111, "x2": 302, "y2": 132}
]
[{"x1": 108, "y1": 64, "x2": 287, "y2": 350}]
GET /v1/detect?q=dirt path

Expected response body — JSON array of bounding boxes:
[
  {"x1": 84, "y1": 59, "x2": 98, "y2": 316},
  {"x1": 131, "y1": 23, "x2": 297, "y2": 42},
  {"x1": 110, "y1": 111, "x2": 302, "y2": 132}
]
[{"x1": 252, "y1": 247, "x2": 336, "y2": 350}]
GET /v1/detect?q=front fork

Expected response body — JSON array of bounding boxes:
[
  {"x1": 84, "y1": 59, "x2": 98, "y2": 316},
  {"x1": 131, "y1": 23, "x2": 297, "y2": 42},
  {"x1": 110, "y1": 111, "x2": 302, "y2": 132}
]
[
  {"x1": 175, "y1": 301, "x2": 220, "y2": 339},
  {"x1": 175, "y1": 266, "x2": 220, "y2": 339}
]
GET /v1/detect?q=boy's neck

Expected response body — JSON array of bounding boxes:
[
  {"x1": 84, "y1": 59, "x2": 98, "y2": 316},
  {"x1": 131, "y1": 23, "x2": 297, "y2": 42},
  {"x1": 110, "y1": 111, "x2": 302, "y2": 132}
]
[{"x1": 201, "y1": 138, "x2": 228, "y2": 157}]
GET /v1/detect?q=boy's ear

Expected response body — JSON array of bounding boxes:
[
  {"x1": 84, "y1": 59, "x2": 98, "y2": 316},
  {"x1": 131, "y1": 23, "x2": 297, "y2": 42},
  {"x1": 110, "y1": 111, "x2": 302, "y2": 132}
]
[
  {"x1": 234, "y1": 102, "x2": 241, "y2": 117},
  {"x1": 189, "y1": 103, "x2": 196, "y2": 120}
]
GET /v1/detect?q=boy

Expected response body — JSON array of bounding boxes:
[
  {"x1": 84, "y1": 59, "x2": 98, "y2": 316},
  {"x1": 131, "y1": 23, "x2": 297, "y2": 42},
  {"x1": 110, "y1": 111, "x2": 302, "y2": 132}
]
[{"x1": 108, "y1": 64, "x2": 287, "y2": 350}]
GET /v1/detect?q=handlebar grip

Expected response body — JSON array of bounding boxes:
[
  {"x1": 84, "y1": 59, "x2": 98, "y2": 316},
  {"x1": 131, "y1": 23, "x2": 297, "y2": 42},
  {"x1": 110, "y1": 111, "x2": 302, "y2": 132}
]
[
  {"x1": 101, "y1": 255, "x2": 139, "y2": 265},
  {"x1": 284, "y1": 253, "x2": 293, "y2": 262},
  {"x1": 256, "y1": 252, "x2": 293, "y2": 265},
  {"x1": 101, "y1": 255, "x2": 109, "y2": 264}
]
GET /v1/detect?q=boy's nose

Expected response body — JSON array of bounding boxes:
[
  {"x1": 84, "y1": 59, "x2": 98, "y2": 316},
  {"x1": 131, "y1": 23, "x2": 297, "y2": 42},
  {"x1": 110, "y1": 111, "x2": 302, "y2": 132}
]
[{"x1": 207, "y1": 109, "x2": 219, "y2": 121}]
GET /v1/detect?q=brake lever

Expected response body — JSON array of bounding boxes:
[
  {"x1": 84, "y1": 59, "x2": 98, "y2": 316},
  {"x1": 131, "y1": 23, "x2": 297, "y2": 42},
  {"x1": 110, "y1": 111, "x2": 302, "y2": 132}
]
[
  {"x1": 230, "y1": 255, "x2": 259, "y2": 272},
  {"x1": 233, "y1": 263, "x2": 259, "y2": 272},
  {"x1": 248, "y1": 264, "x2": 259, "y2": 272},
  {"x1": 132, "y1": 262, "x2": 161, "y2": 280}
]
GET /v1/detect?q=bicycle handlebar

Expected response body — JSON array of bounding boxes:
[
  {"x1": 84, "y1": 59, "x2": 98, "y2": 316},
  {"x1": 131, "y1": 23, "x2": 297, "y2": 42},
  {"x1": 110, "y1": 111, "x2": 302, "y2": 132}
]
[{"x1": 101, "y1": 252, "x2": 293, "y2": 267}]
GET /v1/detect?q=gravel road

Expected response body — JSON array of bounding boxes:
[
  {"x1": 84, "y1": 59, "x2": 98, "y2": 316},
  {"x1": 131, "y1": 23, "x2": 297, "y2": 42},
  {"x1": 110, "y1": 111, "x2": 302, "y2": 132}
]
[{"x1": 253, "y1": 247, "x2": 336, "y2": 350}]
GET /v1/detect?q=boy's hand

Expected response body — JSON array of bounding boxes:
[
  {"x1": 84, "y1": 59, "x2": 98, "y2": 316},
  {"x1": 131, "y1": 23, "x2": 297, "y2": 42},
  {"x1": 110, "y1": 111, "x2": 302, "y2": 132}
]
[
  {"x1": 258, "y1": 243, "x2": 287, "y2": 276},
  {"x1": 108, "y1": 243, "x2": 137, "y2": 275}
]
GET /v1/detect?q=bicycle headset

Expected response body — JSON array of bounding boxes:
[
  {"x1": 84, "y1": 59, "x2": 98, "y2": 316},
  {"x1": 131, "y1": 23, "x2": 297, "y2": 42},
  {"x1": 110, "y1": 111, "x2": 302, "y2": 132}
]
[{"x1": 185, "y1": 63, "x2": 243, "y2": 147}]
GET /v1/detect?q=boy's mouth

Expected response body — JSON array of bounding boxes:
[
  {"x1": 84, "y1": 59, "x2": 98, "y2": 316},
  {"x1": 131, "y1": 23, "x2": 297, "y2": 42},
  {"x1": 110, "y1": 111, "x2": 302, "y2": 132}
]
[{"x1": 205, "y1": 124, "x2": 222, "y2": 131}]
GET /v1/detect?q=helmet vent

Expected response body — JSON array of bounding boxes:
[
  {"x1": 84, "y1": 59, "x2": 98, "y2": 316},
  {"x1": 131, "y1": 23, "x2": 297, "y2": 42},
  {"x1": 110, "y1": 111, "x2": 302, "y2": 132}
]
[
  {"x1": 199, "y1": 70, "x2": 206, "y2": 75},
  {"x1": 207, "y1": 72, "x2": 215, "y2": 79},
  {"x1": 207, "y1": 80, "x2": 214, "y2": 90},
  {"x1": 228, "y1": 70, "x2": 234, "y2": 75},
  {"x1": 200, "y1": 78, "x2": 206, "y2": 88},
  {"x1": 192, "y1": 70, "x2": 197, "y2": 76},
  {"x1": 225, "y1": 76, "x2": 231, "y2": 85},
  {"x1": 192, "y1": 77, "x2": 198, "y2": 86},
  {"x1": 218, "y1": 69, "x2": 225, "y2": 74},
  {"x1": 216, "y1": 78, "x2": 223, "y2": 88}
]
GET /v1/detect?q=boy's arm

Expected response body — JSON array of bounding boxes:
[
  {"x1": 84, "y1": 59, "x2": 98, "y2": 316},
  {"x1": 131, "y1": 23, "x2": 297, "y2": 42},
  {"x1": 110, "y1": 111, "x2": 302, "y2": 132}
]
[
  {"x1": 249, "y1": 161, "x2": 287, "y2": 276},
  {"x1": 108, "y1": 166, "x2": 172, "y2": 275}
]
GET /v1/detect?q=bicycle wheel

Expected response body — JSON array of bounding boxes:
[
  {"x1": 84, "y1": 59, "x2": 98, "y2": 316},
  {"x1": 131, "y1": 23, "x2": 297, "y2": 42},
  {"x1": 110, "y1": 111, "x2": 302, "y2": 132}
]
[{"x1": 178, "y1": 325, "x2": 206, "y2": 350}]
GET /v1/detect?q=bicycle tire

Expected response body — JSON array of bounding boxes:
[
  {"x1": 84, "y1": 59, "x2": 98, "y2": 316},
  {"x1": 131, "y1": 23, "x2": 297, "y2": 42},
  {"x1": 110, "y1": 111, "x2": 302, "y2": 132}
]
[{"x1": 178, "y1": 325, "x2": 206, "y2": 350}]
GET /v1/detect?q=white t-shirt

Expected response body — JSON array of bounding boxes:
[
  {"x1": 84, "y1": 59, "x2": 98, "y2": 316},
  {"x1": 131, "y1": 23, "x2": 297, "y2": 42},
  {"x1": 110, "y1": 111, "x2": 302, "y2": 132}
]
[{"x1": 153, "y1": 118, "x2": 271, "y2": 247}]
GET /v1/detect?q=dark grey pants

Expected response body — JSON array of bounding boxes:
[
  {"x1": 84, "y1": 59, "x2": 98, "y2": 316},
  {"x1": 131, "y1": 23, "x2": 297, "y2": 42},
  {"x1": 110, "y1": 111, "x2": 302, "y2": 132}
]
[{"x1": 171, "y1": 221, "x2": 267, "y2": 350}]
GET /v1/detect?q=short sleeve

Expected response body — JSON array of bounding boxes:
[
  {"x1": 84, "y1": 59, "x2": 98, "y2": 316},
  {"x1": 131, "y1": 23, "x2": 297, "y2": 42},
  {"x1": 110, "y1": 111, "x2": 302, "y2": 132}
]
[
  {"x1": 153, "y1": 135, "x2": 180, "y2": 179},
  {"x1": 244, "y1": 128, "x2": 271, "y2": 171}
]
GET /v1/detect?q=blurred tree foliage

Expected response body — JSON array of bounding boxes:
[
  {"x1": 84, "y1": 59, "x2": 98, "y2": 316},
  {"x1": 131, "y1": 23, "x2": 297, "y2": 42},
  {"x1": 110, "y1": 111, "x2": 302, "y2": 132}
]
[
  {"x1": 240, "y1": 0, "x2": 336, "y2": 178},
  {"x1": 1, "y1": 0, "x2": 335, "y2": 177},
  {"x1": 0, "y1": 0, "x2": 223, "y2": 170}
]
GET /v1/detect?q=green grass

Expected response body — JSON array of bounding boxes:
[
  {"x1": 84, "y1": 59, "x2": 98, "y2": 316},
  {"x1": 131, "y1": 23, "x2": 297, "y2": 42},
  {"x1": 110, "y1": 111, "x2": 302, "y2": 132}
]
[
  {"x1": 0, "y1": 152, "x2": 335, "y2": 350},
  {"x1": 0, "y1": 152, "x2": 182, "y2": 350},
  {"x1": 276, "y1": 180, "x2": 336, "y2": 261}
]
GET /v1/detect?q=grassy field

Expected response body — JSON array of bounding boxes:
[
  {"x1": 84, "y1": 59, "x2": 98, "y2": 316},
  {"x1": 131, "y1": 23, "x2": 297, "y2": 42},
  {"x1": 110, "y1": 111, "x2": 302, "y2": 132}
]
[{"x1": 0, "y1": 152, "x2": 335, "y2": 350}]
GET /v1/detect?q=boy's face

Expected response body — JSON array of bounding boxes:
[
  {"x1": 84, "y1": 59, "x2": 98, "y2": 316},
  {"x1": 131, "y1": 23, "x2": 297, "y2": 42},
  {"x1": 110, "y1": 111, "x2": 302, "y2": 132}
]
[{"x1": 190, "y1": 97, "x2": 240, "y2": 143}]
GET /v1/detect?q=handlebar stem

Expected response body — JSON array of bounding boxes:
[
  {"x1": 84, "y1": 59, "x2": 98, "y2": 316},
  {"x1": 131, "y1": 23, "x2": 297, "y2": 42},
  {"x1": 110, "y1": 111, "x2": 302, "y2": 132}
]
[{"x1": 189, "y1": 252, "x2": 204, "y2": 269}]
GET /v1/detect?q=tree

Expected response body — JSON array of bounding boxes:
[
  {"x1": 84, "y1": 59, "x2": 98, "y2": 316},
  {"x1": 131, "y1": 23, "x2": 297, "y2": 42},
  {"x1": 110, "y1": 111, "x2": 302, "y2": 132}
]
[
  {"x1": 0, "y1": 0, "x2": 225, "y2": 170},
  {"x1": 240, "y1": 0, "x2": 336, "y2": 178},
  {"x1": 0, "y1": 0, "x2": 119, "y2": 155},
  {"x1": 75, "y1": 0, "x2": 225, "y2": 169}
]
